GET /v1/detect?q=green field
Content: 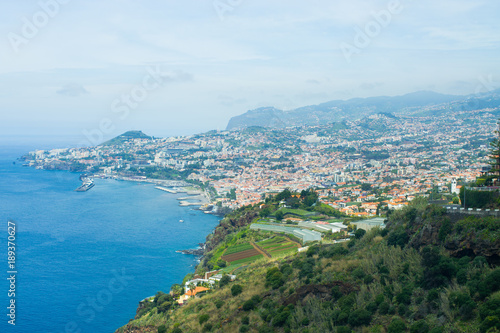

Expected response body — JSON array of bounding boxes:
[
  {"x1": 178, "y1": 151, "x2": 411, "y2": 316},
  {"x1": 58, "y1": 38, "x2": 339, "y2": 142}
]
[
  {"x1": 268, "y1": 246, "x2": 297, "y2": 257},
  {"x1": 229, "y1": 254, "x2": 263, "y2": 265},
  {"x1": 267, "y1": 243, "x2": 297, "y2": 252},
  {"x1": 223, "y1": 243, "x2": 253, "y2": 255},
  {"x1": 259, "y1": 236, "x2": 287, "y2": 247},
  {"x1": 257, "y1": 236, "x2": 298, "y2": 257}
]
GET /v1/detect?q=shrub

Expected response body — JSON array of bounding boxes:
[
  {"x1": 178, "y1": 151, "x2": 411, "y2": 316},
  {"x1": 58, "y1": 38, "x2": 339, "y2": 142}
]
[
  {"x1": 355, "y1": 228, "x2": 366, "y2": 239},
  {"x1": 216, "y1": 259, "x2": 227, "y2": 268},
  {"x1": 306, "y1": 245, "x2": 320, "y2": 257},
  {"x1": 251, "y1": 295, "x2": 262, "y2": 304},
  {"x1": 231, "y1": 284, "x2": 243, "y2": 296},
  {"x1": 172, "y1": 328, "x2": 182, "y2": 333},
  {"x1": 479, "y1": 293, "x2": 500, "y2": 320},
  {"x1": 366, "y1": 301, "x2": 378, "y2": 314},
  {"x1": 239, "y1": 325, "x2": 249, "y2": 333},
  {"x1": 301, "y1": 317, "x2": 310, "y2": 326},
  {"x1": 266, "y1": 267, "x2": 285, "y2": 289},
  {"x1": 241, "y1": 316, "x2": 250, "y2": 325},
  {"x1": 485, "y1": 269, "x2": 500, "y2": 294},
  {"x1": 397, "y1": 304, "x2": 408, "y2": 317},
  {"x1": 337, "y1": 326, "x2": 352, "y2": 333},
  {"x1": 157, "y1": 301, "x2": 173, "y2": 313},
  {"x1": 364, "y1": 274, "x2": 374, "y2": 284},
  {"x1": 429, "y1": 328, "x2": 442, "y2": 333},
  {"x1": 337, "y1": 311, "x2": 349, "y2": 324},
  {"x1": 449, "y1": 291, "x2": 477, "y2": 320},
  {"x1": 348, "y1": 309, "x2": 371, "y2": 327},
  {"x1": 387, "y1": 318, "x2": 406, "y2": 333},
  {"x1": 199, "y1": 314, "x2": 210, "y2": 325},
  {"x1": 272, "y1": 310, "x2": 290, "y2": 327},
  {"x1": 387, "y1": 228, "x2": 409, "y2": 248},
  {"x1": 215, "y1": 300, "x2": 224, "y2": 309},
  {"x1": 338, "y1": 293, "x2": 356, "y2": 312},
  {"x1": 258, "y1": 326, "x2": 274, "y2": 333},
  {"x1": 157, "y1": 325, "x2": 167, "y2": 333},
  {"x1": 243, "y1": 299, "x2": 255, "y2": 311},
  {"x1": 203, "y1": 323, "x2": 213, "y2": 332},
  {"x1": 456, "y1": 269, "x2": 468, "y2": 285},
  {"x1": 379, "y1": 302, "x2": 390, "y2": 315},
  {"x1": 331, "y1": 286, "x2": 343, "y2": 300},
  {"x1": 375, "y1": 294, "x2": 385, "y2": 305},
  {"x1": 480, "y1": 316, "x2": 500, "y2": 333},
  {"x1": 280, "y1": 263, "x2": 293, "y2": 276},
  {"x1": 438, "y1": 218, "x2": 451, "y2": 241},
  {"x1": 410, "y1": 320, "x2": 429, "y2": 333},
  {"x1": 219, "y1": 275, "x2": 231, "y2": 287},
  {"x1": 352, "y1": 267, "x2": 365, "y2": 280},
  {"x1": 396, "y1": 287, "x2": 413, "y2": 305}
]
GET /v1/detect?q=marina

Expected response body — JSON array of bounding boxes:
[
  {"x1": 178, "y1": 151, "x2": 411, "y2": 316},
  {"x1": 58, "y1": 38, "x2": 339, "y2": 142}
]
[{"x1": 75, "y1": 177, "x2": 95, "y2": 192}]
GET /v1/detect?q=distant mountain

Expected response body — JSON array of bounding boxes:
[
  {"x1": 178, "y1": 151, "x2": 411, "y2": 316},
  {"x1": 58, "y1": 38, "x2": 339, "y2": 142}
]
[
  {"x1": 101, "y1": 130, "x2": 151, "y2": 146},
  {"x1": 226, "y1": 91, "x2": 474, "y2": 130}
]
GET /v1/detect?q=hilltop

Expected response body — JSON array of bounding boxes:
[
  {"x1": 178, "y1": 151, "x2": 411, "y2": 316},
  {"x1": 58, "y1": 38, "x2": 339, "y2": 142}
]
[{"x1": 101, "y1": 130, "x2": 152, "y2": 146}]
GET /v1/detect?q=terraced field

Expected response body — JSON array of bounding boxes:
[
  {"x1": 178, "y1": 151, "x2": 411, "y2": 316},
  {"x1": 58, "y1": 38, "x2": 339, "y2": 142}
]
[
  {"x1": 257, "y1": 236, "x2": 299, "y2": 257},
  {"x1": 223, "y1": 243, "x2": 253, "y2": 255},
  {"x1": 221, "y1": 243, "x2": 262, "y2": 264}
]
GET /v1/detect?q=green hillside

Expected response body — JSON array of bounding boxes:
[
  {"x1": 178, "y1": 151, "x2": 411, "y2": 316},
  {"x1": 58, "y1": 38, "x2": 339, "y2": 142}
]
[
  {"x1": 101, "y1": 130, "x2": 152, "y2": 146},
  {"x1": 116, "y1": 198, "x2": 500, "y2": 333}
]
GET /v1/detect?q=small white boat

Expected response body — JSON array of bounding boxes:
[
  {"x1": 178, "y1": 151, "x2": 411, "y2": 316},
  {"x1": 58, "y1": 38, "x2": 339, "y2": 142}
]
[{"x1": 179, "y1": 220, "x2": 184, "y2": 223}]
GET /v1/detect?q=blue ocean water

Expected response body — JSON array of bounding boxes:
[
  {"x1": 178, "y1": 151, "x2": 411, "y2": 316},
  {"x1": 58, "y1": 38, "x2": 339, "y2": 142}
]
[{"x1": 0, "y1": 142, "x2": 220, "y2": 333}]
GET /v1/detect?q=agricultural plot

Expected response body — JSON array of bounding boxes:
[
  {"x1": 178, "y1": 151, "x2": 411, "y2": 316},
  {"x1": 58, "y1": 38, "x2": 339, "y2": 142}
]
[
  {"x1": 221, "y1": 243, "x2": 262, "y2": 264},
  {"x1": 223, "y1": 243, "x2": 253, "y2": 255},
  {"x1": 257, "y1": 236, "x2": 299, "y2": 257}
]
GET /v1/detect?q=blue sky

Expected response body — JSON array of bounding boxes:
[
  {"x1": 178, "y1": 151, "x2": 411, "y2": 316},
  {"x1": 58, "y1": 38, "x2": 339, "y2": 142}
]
[{"x1": 1, "y1": 0, "x2": 499, "y2": 142}]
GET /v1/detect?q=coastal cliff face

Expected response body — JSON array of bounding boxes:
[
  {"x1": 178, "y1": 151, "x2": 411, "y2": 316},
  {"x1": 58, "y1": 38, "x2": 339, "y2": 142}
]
[
  {"x1": 204, "y1": 208, "x2": 259, "y2": 253},
  {"x1": 116, "y1": 327, "x2": 157, "y2": 333}
]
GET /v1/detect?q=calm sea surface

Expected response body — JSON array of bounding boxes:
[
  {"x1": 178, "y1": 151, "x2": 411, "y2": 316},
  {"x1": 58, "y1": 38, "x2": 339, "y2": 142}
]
[{"x1": 0, "y1": 141, "x2": 220, "y2": 333}]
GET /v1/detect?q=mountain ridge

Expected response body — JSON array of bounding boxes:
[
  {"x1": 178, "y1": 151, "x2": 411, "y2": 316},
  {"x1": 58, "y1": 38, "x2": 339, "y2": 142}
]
[{"x1": 226, "y1": 90, "x2": 500, "y2": 130}]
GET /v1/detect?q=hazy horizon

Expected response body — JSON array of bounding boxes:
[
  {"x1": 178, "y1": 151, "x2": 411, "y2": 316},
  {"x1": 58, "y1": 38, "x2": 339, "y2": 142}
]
[{"x1": 2, "y1": 0, "x2": 499, "y2": 142}]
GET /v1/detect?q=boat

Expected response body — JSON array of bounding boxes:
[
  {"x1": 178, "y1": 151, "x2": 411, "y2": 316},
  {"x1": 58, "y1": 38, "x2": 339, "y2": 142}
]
[
  {"x1": 179, "y1": 220, "x2": 184, "y2": 223},
  {"x1": 75, "y1": 178, "x2": 95, "y2": 192}
]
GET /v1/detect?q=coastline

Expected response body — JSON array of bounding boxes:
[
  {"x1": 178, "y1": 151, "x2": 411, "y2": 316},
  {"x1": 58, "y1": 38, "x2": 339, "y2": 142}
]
[
  {"x1": 2, "y1": 157, "x2": 221, "y2": 333},
  {"x1": 95, "y1": 173, "x2": 212, "y2": 209}
]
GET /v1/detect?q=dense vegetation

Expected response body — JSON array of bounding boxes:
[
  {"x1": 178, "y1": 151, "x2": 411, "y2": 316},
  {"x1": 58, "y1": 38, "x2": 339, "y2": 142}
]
[{"x1": 117, "y1": 198, "x2": 500, "y2": 333}]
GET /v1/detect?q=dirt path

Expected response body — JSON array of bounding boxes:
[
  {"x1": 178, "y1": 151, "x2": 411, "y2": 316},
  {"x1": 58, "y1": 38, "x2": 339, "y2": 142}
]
[{"x1": 251, "y1": 241, "x2": 272, "y2": 258}]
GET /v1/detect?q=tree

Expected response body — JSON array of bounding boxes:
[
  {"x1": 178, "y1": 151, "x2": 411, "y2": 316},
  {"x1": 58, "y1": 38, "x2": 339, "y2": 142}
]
[
  {"x1": 231, "y1": 284, "x2": 243, "y2": 296},
  {"x1": 354, "y1": 228, "x2": 366, "y2": 239},
  {"x1": 219, "y1": 275, "x2": 231, "y2": 287},
  {"x1": 275, "y1": 210, "x2": 284, "y2": 221},
  {"x1": 361, "y1": 183, "x2": 372, "y2": 192},
  {"x1": 388, "y1": 318, "x2": 407, "y2": 333},
  {"x1": 348, "y1": 309, "x2": 371, "y2": 326},
  {"x1": 188, "y1": 282, "x2": 196, "y2": 296},
  {"x1": 170, "y1": 284, "x2": 183, "y2": 297}
]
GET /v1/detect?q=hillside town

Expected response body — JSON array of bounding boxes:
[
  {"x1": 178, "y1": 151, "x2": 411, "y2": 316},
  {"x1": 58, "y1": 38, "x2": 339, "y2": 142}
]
[{"x1": 22, "y1": 108, "x2": 497, "y2": 216}]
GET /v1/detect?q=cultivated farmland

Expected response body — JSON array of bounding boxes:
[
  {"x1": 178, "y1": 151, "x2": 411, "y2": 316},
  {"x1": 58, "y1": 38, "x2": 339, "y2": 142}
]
[
  {"x1": 257, "y1": 236, "x2": 299, "y2": 257},
  {"x1": 221, "y1": 243, "x2": 262, "y2": 264}
]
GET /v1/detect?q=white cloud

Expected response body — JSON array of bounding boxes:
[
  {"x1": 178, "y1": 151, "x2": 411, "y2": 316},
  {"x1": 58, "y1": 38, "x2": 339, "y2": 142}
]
[{"x1": 0, "y1": 0, "x2": 498, "y2": 137}]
